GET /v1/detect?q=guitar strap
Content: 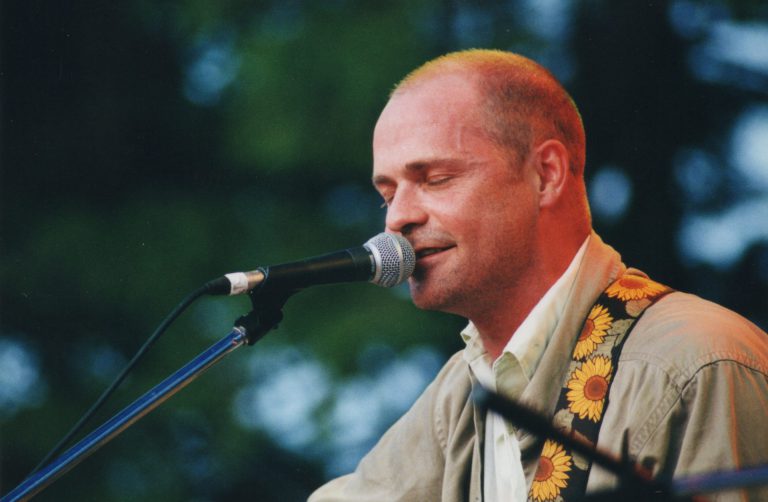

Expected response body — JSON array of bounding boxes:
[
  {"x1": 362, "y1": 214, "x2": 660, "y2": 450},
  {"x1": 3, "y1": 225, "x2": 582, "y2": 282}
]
[{"x1": 527, "y1": 274, "x2": 672, "y2": 502}]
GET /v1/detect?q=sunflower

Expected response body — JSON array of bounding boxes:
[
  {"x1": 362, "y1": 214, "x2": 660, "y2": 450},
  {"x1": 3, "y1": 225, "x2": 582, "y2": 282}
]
[
  {"x1": 566, "y1": 356, "x2": 612, "y2": 422},
  {"x1": 529, "y1": 439, "x2": 572, "y2": 502},
  {"x1": 573, "y1": 304, "x2": 613, "y2": 360},
  {"x1": 605, "y1": 275, "x2": 666, "y2": 301}
]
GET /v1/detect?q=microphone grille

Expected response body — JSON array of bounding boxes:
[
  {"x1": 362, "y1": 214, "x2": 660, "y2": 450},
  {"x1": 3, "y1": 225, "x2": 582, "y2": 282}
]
[{"x1": 364, "y1": 233, "x2": 416, "y2": 288}]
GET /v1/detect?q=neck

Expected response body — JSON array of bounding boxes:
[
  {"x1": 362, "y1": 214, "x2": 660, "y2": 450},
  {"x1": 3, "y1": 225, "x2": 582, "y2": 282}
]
[
  {"x1": 470, "y1": 229, "x2": 588, "y2": 360},
  {"x1": 469, "y1": 270, "x2": 557, "y2": 361}
]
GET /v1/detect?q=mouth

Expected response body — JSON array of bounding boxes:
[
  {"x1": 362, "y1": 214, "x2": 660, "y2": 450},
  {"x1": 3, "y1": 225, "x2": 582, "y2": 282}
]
[{"x1": 415, "y1": 245, "x2": 455, "y2": 261}]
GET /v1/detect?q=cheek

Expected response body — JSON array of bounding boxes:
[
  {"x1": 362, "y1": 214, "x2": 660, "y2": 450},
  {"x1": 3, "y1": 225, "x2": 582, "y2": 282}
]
[
  {"x1": 433, "y1": 181, "x2": 535, "y2": 240},
  {"x1": 476, "y1": 196, "x2": 539, "y2": 252}
]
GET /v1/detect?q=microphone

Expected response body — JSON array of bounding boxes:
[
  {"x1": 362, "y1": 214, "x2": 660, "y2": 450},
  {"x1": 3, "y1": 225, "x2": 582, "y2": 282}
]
[{"x1": 207, "y1": 233, "x2": 416, "y2": 296}]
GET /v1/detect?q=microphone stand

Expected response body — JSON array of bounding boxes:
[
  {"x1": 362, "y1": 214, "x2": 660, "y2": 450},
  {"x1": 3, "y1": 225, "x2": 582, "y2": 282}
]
[
  {"x1": 472, "y1": 386, "x2": 676, "y2": 501},
  {"x1": 1, "y1": 286, "x2": 297, "y2": 502}
]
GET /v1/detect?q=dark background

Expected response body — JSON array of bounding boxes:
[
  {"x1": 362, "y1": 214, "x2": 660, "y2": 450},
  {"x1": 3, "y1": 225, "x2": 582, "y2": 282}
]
[{"x1": 2, "y1": 1, "x2": 767, "y2": 500}]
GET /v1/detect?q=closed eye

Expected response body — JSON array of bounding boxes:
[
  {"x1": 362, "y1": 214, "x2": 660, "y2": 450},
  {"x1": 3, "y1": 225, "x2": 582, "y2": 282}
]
[{"x1": 426, "y1": 175, "x2": 452, "y2": 186}]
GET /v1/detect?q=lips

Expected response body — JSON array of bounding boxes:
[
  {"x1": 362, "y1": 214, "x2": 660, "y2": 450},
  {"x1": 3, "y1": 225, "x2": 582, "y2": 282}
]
[
  {"x1": 416, "y1": 248, "x2": 444, "y2": 258},
  {"x1": 414, "y1": 245, "x2": 455, "y2": 260}
]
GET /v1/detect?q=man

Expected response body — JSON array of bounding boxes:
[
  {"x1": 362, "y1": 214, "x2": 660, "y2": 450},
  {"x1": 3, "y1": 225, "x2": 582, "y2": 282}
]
[{"x1": 310, "y1": 50, "x2": 768, "y2": 501}]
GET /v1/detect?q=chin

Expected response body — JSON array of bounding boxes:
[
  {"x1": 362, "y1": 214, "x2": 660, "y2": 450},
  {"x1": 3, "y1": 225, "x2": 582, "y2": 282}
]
[
  {"x1": 408, "y1": 280, "x2": 461, "y2": 314},
  {"x1": 408, "y1": 281, "x2": 437, "y2": 310}
]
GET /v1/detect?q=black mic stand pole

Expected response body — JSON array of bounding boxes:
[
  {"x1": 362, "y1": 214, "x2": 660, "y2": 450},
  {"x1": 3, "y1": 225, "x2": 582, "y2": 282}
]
[
  {"x1": 472, "y1": 386, "x2": 675, "y2": 501},
  {"x1": 475, "y1": 387, "x2": 768, "y2": 500},
  {"x1": 1, "y1": 287, "x2": 295, "y2": 502}
]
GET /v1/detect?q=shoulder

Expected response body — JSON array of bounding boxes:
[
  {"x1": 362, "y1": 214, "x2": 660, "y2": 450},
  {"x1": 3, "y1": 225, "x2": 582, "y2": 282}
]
[
  {"x1": 621, "y1": 291, "x2": 768, "y2": 383},
  {"x1": 592, "y1": 293, "x2": 768, "y2": 491},
  {"x1": 311, "y1": 351, "x2": 474, "y2": 499}
]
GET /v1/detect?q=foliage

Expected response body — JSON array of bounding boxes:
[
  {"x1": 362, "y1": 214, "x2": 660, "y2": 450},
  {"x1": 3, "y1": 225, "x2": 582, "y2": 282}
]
[{"x1": 1, "y1": 1, "x2": 766, "y2": 500}]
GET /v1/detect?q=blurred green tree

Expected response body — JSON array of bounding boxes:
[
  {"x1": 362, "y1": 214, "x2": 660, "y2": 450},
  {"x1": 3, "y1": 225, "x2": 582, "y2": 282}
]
[{"x1": 1, "y1": 1, "x2": 766, "y2": 500}]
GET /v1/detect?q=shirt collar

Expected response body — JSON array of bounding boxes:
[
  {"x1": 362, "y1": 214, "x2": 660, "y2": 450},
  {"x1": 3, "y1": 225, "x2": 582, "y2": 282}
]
[{"x1": 461, "y1": 236, "x2": 590, "y2": 381}]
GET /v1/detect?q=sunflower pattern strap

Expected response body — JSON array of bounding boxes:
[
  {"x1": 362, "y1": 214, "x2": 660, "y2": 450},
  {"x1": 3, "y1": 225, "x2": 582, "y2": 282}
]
[{"x1": 527, "y1": 274, "x2": 672, "y2": 502}]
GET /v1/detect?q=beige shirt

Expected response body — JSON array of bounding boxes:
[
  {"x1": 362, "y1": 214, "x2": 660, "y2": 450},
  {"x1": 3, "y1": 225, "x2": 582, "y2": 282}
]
[
  {"x1": 462, "y1": 238, "x2": 588, "y2": 501},
  {"x1": 309, "y1": 233, "x2": 768, "y2": 502}
]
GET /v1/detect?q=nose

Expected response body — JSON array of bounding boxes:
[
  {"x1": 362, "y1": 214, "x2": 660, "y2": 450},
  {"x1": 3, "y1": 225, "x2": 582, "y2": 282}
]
[{"x1": 385, "y1": 185, "x2": 428, "y2": 235}]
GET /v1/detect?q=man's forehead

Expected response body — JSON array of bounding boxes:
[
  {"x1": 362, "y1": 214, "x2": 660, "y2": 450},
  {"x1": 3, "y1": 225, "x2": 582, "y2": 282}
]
[
  {"x1": 371, "y1": 71, "x2": 500, "y2": 179},
  {"x1": 388, "y1": 71, "x2": 481, "y2": 109},
  {"x1": 374, "y1": 74, "x2": 484, "y2": 143}
]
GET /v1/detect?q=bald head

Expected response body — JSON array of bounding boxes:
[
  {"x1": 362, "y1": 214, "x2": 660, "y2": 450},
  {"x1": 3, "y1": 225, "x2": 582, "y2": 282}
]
[{"x1": 392, "y1": 50, "x2": 586, "y2": 177}]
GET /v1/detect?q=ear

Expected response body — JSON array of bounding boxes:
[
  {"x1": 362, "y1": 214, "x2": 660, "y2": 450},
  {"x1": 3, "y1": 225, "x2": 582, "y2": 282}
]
[{"x1": 533, "y1": 139, "x2": 570, "y2": 208}]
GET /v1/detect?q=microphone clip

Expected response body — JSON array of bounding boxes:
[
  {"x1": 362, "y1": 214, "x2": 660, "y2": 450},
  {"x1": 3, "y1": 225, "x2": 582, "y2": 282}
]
[{"x1": 234, "y1": 279, "x2": 299, "y2": 345}]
